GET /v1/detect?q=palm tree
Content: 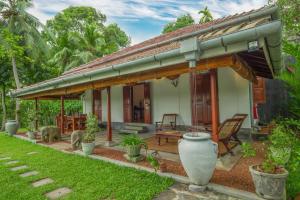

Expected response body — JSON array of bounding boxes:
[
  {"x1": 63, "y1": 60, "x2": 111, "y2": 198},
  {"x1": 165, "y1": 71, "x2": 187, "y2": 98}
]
[
  {"x1": 0, "y1": 0, "x2": 47, "y2": 122},
  {"x1": 50, "y1": 24, "x2": 105, "y2": 72},
  {"x1": 199, "y1": 6, "x2": 213, "y2": 24}
]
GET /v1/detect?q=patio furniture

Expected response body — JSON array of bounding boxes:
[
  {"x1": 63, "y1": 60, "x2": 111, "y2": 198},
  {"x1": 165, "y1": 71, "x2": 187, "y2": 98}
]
[
  {"x1": 155, "y1": 114, "x2": 178, "y2": 131},
  {"x1": 219, "y1": 117, "x2": 245, "y2": 155},
  {"x1": 155, "y1": 130, "x2": 182, "y2": 145}
]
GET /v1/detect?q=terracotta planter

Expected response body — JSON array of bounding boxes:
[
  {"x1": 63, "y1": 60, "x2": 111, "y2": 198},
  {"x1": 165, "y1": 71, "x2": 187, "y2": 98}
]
[
  {"x1": 178, "y1": 132, "x2": 218, "y2": 185},
  {"x1": 126, "y1": 145, "x2": 141, "y2": 157},
  {"x1": 249, "y1": 165, "x2": 288, "y2": 199},
  {"x1": 82, "y1": 142, "x2": 95, "y2": 156},
  {"x1": 5, "y1": 120, "x2": 19, "y2": 136}
]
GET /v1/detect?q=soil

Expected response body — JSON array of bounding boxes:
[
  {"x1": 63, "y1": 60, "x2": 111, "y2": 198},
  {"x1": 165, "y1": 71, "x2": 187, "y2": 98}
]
[{"x1": 91, "y1": 142, "x2": 267, "y2": 193}]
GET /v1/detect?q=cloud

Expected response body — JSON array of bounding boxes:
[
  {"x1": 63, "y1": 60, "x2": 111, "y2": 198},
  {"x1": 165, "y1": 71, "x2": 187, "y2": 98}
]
[{"x1": 28, "y1": 0, "x2": 268, "y2": 44}]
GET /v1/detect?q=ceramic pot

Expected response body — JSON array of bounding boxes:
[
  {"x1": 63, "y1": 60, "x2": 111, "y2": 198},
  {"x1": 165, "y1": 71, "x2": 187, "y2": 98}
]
[
  {"x1": 178, "y1": 132, "x2": 218, "y2": 185},
  {"x1": 249, "y1": 165, "x2": 288, "y2": 199},
  {"x1": 82, "y1": 142, "x2": 95, "y2": 156},
  {"x1": 5, "y1": 120, "x2": 19, "y2": 136},
  {"x1": 126, "y1": 145, "x2": 141, "y2": 157}
]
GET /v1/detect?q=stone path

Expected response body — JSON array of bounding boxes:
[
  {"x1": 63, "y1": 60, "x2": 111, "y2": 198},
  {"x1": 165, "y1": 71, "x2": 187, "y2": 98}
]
[
  {"x1": 0, "y1": 154, "x2": 72, "y2": 199},
  {"x1": 155, "y1": 183, "x2": 242, "y2": 200}
]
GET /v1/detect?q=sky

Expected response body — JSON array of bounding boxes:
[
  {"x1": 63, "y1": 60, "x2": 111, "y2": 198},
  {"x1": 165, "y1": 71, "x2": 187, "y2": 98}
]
[{"x1": 28, "y1": 0, "x2": 268, "y2": 45}]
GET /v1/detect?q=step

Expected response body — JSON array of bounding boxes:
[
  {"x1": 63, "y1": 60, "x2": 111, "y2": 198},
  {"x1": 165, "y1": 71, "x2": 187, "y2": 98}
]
[
  {"x1": 125, "y1": 123, "x2": 150, "y2": 127},
  {"x1": 119, "y1": 129, "x2": 140, "y2": 134},
  {"x1": 124, "y1": 125, "x2": 146, "y2": 131}
]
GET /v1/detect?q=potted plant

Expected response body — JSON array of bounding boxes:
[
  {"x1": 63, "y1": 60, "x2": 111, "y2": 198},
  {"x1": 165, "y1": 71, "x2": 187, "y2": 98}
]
[
  {"x1": 242, "y1": 124, "x2": 293, "y2": 200},
  {"x1": 121, "y1": 134, "x2": 147, "y2": 162},
  {"x1": 26, "y1": 109, "x2": 38, "y2": 140},
  {"x1": 5, "y1": 120, "x2": 19, "y2": 136},
  {"x1": 82, "y1": 114, "x2": 98, "y2": 156},
  {"x1": 147, "y1": 151, "x2": 167, "y2": 173}
]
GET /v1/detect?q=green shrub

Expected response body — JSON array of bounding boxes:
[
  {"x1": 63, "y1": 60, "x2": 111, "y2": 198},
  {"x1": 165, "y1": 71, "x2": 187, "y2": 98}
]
[
  {"x1": 83, "y1": 114, "x2": 98, "y2": 143},
  {"x1": 121, "y1": 134, "x2": 146, "y2": 147},
  {"x1": 241, "y1": 142, "x2": 256, "y2": 158}
]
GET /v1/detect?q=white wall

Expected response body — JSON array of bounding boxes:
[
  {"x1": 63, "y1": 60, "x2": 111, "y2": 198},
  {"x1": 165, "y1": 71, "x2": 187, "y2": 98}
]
[
  {"x1": 218, "y1": 67, "x2": 252, "y2": 128},
  {"x1": 82, "y1": 68, "x2": 252, "y2": 128},
  {"x1": 102, "y1": 85, "x2": 124, "y2": 122},
  {"x1": 82, "y1": 89, "x2": 93, "y2": 114},
  {"x1": 151, "y1": 73, "x2": 191, "y2": 125}
]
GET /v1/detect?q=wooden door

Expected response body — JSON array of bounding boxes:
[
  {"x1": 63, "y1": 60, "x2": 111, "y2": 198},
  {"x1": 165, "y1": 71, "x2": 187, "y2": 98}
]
[
  {"x1": 92, "y1": 89, "x2": 102, "y2": 123},
  {"x1": 191, "y1": 72, "x2": 212, "y2": 125},
  {"x1": 253, "y1": 77, "x2": 266, "y2": 104},
  {"x1": 123, "y1": 86, "x2": 133, "y2": 123},
  {"x1": 144, "y1": 82, "x2": 151, "y2": 124}
]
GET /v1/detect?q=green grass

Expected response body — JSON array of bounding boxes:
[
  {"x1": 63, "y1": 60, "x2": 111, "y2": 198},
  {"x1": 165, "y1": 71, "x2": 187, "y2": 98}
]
[{"x1": 0, "y1": 133, "x2": 173, "y2": 200}]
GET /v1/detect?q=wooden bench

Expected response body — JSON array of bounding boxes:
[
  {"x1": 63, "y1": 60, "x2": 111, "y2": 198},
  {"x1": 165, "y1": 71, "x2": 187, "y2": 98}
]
[{"x1": 155, "y1": 131, "x2": 182, "y2": 145}]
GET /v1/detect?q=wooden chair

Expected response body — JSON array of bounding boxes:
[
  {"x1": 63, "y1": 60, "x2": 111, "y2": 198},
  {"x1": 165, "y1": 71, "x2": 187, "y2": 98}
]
[
  {"x1": 218, "y1": 118, "x2": 242, "y2": 155},
  {"x1": 231, "y1": 113, "x2": 248, "y2": 144},
  {"x1": 155, "y1": 114, "x2": 178, "y2": 131}
]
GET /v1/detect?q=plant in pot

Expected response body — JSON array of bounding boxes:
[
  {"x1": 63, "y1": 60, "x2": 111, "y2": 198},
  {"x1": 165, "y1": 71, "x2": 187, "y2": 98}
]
[
  {"x1": 147, "y1": 151, "x2": 167, "y2": 173},
  {"x1": 82, "y1": 114, "x2": 98, "y2": 156},
  {"x1": 243, "y1": 124, "x2": 294, "y2": 200},
  {"x1": 26, "y1": 109, "x2": 38, "y2": 140},
  {"x1": 121, "y1": 134, "x2": 147, "y2": 162}
]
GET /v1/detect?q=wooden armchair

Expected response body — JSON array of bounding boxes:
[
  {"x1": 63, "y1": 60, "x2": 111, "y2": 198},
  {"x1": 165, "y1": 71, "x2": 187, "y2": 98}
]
[
  {"x1": 156, "y1": 114, "x2": 178, "y2": 131},
  {"x1": 219, "y1": 114, "x2": 247, "y2": 155}
]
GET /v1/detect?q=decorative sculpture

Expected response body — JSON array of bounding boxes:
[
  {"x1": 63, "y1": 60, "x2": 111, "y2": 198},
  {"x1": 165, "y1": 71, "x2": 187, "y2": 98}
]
[
  {"x1": 40, "y1": 126, "x2": 61, "y2": 143},
  {"x1": 71, "y1": 130, "x2": 85, "y2": 150}
]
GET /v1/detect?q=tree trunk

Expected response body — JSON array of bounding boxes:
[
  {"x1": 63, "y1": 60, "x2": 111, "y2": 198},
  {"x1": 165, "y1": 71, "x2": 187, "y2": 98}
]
[
  {"x1": 12, "y1": 56, "x2": 21, "y2": 123},
  {"x1": 1, "y1": 86, "x2": 7, "y2": 131}
]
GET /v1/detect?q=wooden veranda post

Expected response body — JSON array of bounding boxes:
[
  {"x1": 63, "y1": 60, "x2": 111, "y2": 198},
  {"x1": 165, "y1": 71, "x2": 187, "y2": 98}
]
[
  {"x1": 210, "y1": 69, "x2": 219, "y2": 142},
  {"x1": 60, "y1": 96, "x2": 65, "y2": 135},
  {"x1": 107, "y1": 87, "x2": 112, "y2": 141},
  {"x1": 34, "y1": 97, "x2": 38, "y2": 131}
]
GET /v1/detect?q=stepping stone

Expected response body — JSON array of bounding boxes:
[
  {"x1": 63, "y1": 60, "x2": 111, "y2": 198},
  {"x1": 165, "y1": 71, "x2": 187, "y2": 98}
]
[
  {"x1": 10, "y1": 165, "x2": 28, "y2": 171},
  {"x1": 45, "y1": 187, "x2": 72, "y2": 199},
  {"x1": 0, "y1": 157, "x2": 11, "y2": 161},
  {"x1": 32, "y1": 178, "x2": 54, "y2": 187},
  {"x1": 4, "y1": 160, "x2": 19, "y2": 165},
  {"x1": 27, "y1": 152, "x2": 38, "y2": 155},
  {"x1": 20, "y1": 171, "x2": 39, "y2": 178}
]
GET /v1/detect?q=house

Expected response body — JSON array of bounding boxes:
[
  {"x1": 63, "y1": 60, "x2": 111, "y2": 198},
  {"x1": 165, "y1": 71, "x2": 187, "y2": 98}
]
[{"x1": 11, "y1": 5, "x2": 282, "y2": 144}]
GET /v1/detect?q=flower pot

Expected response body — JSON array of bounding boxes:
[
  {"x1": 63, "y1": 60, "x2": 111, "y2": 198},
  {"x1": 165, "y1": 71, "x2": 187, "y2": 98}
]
[
  {"x1": 5, "y1": 120, "x2": 19, "y2": 136},
  {"x1": 126, "y1": 145, "x2": 141, "y2": 157},
  {"x1": 26, "y1": 131, "x2": 36, "y2": 140},
  {"x1": 249, "y1": 165, "x2": 289, "y2": 199},
  {"x1": 178, "y1": 132, "x2": 218, "y2": 185},
  {"x1": 82, "y1": 142, "x2": 95, "y2": 156}
]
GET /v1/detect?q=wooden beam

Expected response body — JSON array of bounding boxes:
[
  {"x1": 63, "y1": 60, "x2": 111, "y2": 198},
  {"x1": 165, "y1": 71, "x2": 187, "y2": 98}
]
[
  {"x1": 60, "y1": 96, "x2": 65, "y2": 135},
  {"x1": 231, "y1": 54, "x2": 258, "y2": 84},
  {"x1": 106, "y1": 87, "x2": 112, "y2": 142},
  {"x1": 35, "y1": 97, "x2": 38, "y2": 131},
  {"x1": 210, "y1": 69, "x2": 219, "y2": 142},
  {"x1": 20, "y1": 54, "x2": 235, "y2": 99}
]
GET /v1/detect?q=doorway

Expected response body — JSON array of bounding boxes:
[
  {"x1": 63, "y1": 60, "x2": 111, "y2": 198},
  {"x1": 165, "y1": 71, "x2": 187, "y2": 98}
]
[
  {"x1": 123, "y1": 83, "x2": 151, "y2": 123},
  {"x1": 191, "y1": 72, "x2": 212, "y2": 125}
]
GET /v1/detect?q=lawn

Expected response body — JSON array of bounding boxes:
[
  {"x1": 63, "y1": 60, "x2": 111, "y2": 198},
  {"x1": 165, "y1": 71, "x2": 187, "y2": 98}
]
[{"x1": 0, "y1": 133, "x2": 174, "y2": 200}]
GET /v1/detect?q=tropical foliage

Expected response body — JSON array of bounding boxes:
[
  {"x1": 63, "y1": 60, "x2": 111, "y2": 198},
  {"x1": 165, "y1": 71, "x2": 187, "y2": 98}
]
[
  {"x1": 162, "y1": 7, "x2": 213, "y2": 33},
  {"x1": 45, "y1": 6, "x2": 130, "y2": 72}
]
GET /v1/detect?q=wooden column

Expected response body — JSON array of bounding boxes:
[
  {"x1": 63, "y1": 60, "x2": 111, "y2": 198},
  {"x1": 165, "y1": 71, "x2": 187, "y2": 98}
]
[
  {"x1": 107, "y1": 87, "x2": 112, "y2": 141},
  {"x1": 34, "y1": 97, "x2": 38, "y2": 131},
  {"x1": 60, "y1": 96, "x2": 65, "y2": 135},
  {"x1": 210, "y1": 69, "x2": 219, "y2": 142}
]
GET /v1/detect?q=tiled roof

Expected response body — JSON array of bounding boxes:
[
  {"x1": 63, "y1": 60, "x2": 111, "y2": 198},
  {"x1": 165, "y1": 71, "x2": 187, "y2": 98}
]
[{"x1": 62, "y1": 5, "x2": 271, "y2": 77}]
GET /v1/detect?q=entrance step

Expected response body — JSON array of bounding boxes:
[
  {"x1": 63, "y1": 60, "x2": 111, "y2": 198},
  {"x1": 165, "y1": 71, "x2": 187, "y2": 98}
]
[{"x1": 120, "y1": 123, "x2": 149, "y2": 134}]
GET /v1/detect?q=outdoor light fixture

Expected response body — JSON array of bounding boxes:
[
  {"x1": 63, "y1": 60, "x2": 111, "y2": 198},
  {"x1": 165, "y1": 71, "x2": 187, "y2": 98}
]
[{"x1": 248, "y1": 40, "x2": 259, "y2": 52}]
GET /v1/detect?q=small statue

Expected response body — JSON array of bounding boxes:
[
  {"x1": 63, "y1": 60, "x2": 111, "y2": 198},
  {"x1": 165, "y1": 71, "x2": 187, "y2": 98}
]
[
  {"x1": 71, "y1": 130, "x2": 85, "y2": 150},
  {"x1": 40, "y1": 126, "x2": 61, "y2": 143}
]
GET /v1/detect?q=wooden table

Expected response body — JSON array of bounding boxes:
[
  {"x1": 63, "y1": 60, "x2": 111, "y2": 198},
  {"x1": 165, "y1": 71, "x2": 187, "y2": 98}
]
[{"x1": 155, "y1": 131, "x2": 183, "y2": 145}]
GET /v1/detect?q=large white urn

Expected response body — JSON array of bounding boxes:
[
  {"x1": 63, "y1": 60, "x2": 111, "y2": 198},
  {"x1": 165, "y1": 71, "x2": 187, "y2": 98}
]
[{"x1": 178, "y1": 132, "x2": 218, "y2": 185}]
